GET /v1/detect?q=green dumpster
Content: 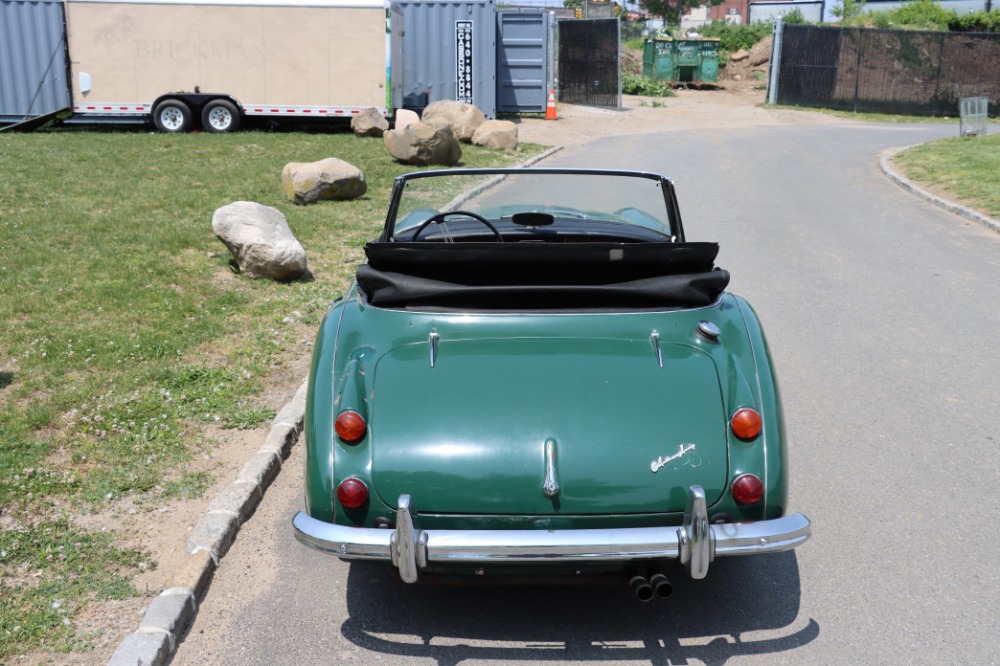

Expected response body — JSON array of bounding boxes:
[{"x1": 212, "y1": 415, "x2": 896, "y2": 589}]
[
  {"x1": 642, "y1": 37, "x2": 677, "y2": 81},
  {"x1": 698, "y1": 38, "x2": 720, "y2": 83},
  {"x1": 642, "y1": 36, "x2": 719, "y2": 84}
]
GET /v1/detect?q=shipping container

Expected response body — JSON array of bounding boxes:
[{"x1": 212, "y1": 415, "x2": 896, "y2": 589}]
[
  {"x1": 0, "y1": 0, "x2": 72, "y2": 125},
  {"x1": 391, "y1": 0, "x2": 496, "y2": 118}
]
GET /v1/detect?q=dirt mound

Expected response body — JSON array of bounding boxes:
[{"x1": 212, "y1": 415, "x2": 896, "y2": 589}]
[
  {"x1": 719, "y1": 36, "x2": 772, "y2": 82},
  {"x1": 622, "y1": 44, "x2": 643, "y2": 76}
]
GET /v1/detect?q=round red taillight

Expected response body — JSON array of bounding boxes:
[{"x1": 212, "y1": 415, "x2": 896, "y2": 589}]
[
  {"x1": 731, "y1": 474, "x2": 764, "y2": 505},
  {"x1": 337, "y1": 477, "x2": 369, "y2": 509},
  {"x1": 731, "y1": 407, "x2": 762, "y2": 440},
  {"x1": 335, "y1": 410, "x2": 366, "y2": 444}
]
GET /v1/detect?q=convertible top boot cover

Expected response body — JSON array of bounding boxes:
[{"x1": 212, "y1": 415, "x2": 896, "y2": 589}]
[
  {"x1": 356, "y1": 241, "x2": 730, "y2": 311},
  {"x1": 368, "y1": 336, "x2": 730, "y2": 516}
]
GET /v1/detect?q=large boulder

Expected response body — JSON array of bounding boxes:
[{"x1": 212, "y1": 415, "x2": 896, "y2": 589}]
[
  {"x1": 393, "y1": 108, "x2": 420, "y2": 131},
  {"x1": 351, "y1": 108, "x2": 389, "y2": 137},
  {"x1": 281, "y1": 158, "x2": 367, "y2": 205},
  {"x1": 749, "y1": 36, "x2": 773, "y2": 67},
  {"x1": 471, "y1": 119, "x2": 519, "y2": 150},
  {"x1": 212, "y1": 202, "x2": 307, "y2": 281},
  {"x1": 383, "y1": 121, "x2": 462, "y2": 166},
  {"x1": 421, "y1": 100, "x2": 486, "y2": 143}
]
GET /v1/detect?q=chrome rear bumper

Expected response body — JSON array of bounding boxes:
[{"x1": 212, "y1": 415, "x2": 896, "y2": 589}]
[{"x1": 292, "y1": 486, "x2": 811, "y2": 583}]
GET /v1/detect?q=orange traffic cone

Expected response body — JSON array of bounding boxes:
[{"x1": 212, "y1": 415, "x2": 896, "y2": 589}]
[{"x1": 545, "y1": 88, "x2": 557, "y2": 120}]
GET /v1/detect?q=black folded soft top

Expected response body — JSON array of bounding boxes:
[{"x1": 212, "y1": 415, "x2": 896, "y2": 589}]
[{"x1": 356, "y1": 241, "x2": 729, "y2": 312}]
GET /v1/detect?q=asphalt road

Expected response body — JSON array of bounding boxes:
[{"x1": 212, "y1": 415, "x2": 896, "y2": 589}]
[{"x1": 172, "y1": 121, "x2": 1000, "y2": 665}]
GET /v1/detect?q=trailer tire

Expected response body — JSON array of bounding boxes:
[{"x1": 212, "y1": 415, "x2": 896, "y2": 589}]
[
  {"x1": 201, "y1": 100, "x2": 242, "y2": 133},
  {"x1": 153, "y1": 99, "x2": 193, "y2": 133}
]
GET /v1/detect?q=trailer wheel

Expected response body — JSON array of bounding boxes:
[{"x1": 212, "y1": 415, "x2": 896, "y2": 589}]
[
  {"x1": 153, "y1": 99, "x2": 193, "y2": 133},
  {"x1": 201, "y1": 100, "x2": 242, "y2": 133}
]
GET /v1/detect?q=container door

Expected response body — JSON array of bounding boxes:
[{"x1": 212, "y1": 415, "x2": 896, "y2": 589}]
[
  {"x1": 496, "y1": 10, "x2": 548, "y2": 114},
  {"x1": 0, "y1": 0, "x2": 71, "y2": 126}
]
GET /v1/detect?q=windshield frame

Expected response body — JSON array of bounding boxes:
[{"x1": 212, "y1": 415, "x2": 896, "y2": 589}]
[{"x1": 379, "y1": 168, "x2": 686, "y2": 243}]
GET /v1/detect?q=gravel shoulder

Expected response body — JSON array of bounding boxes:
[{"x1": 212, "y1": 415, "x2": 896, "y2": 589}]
[{"x1": 514, "y1": 84, "x2": 845, "y2": 148}]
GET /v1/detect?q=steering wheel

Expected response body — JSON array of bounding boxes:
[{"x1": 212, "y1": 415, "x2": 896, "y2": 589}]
[{"x1": 410, "y1": 210, "x2": 504, "y2": 242}]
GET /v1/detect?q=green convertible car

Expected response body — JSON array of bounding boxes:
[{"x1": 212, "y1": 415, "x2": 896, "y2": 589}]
[{"x1": 292, "y1": 168, "x2": 811, "y2": 600}]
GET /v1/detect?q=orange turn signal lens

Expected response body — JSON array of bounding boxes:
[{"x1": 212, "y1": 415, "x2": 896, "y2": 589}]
[
  {"x1": 730, "y1": 407, "x2": 762, "y2": 440},
  {"x1": 335, "y1": 410, "x2": 367, "y2": 444}
]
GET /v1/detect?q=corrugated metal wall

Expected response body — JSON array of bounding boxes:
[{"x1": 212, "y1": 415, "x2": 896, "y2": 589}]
[
  {"x1": 496, "y1": 9, "x2": 548, "y2": 114},
  {"x1": 0, "y1": 0, "x2": 71, "y2": 123},
  {"x1": 391, "y1": 0, "x2": 497, "y2": 118}
]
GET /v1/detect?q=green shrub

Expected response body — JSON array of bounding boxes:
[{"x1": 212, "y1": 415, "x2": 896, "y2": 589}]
[
  {"x1": 832, "y1": 0, "x2": 867, "y2": 20},
  {"x1": 622, "y1": 73, "x2": 676, "y2": 97},
  {"x1": 782, "y1": 8, "x2": 809, "y2": 24},
  {"x1": 948, "y1": 9, "x2": 1000, "y2": 32},
  {"x1": 621, "y1": 18, "x2": 647, "y2": 43},
  {"x1": 884, "y1": 0, "x2": 954, "y2": 30},
  {"x1": 698, "y1": 20, "x2": 772, "y2": 53},
  {"x1": 845, "y1": 0, "x2": 999, "y2": 32}
]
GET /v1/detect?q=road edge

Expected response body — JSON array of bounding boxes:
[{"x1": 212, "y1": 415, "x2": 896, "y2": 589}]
[
  {"x1": 879, "y1": 146, "x2": 1000, "y2": 235},
  {"x1": 105, "y1": 144, "x2": 565, "y2": 666},
  {"x1": 107, "y1": 379, "x2": 308, "y2": 666}
]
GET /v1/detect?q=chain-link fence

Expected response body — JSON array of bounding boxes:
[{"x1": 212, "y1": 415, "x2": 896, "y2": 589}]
[{"x1": 775, "y1": 24, "x2": 1000, "y2": 116}]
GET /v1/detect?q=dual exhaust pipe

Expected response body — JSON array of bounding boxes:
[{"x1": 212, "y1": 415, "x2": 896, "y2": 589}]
[{"x1": 628, "y1": 570, "x2": 673, "y2": 602}]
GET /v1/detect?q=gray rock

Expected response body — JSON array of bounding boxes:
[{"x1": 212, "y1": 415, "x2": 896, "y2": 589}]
[
  {"x1": 212, "y1": 202, "x2": 308, "y2": 281},
  {"x1": 383, "y1": 121, "x2": 462, "y2": 166},
  {"x1": 350, "y1": 107, "x2": 389, "y2": 137},
  {"x1": 106, "y1": 630, "x2": 171, "y2": 666},
  {"x1": 421, "y1": 99, "x2": 486, "y2": 142},
  {"x1": 281, "y1": 157, "x2": 367, "y2": 205},
  {"x1": 393, "y1": 108, "x2": 420, "y2": 131},
  {"x1": 730, "y1": 49, "x2": 750, "y2": 62},
  {"x1": 472, "y1": 119, "x2": 519, "y2": 150},
  {"x1": 749, "y1": 37, "x2": 772, "y2": 67}
]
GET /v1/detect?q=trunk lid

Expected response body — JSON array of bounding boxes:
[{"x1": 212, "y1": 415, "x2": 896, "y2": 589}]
[{"x1": 371, "y1": 337, "x2": 728, "y2": 515}]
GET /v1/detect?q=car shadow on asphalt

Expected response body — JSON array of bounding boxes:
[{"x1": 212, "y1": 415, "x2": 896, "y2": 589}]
[{"x1": 340, "y1": 553, "x2": 818, "y2": 665}]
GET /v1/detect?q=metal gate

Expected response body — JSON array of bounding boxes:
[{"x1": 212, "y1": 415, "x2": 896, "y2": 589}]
[
  {"x1": 557, "y1": 18, "x2": 620, "y2": 109},
  {"x1": 772, "y1": 23, "x2": 1000, "y2": 116},
  {"x1": 496, "y1": 10, "x2": 549, "y2": 114}
]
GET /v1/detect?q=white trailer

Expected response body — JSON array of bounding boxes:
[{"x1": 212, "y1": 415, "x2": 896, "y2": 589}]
[{"x1": 64, "y1": 0, "x2": 390, "y2": 132}]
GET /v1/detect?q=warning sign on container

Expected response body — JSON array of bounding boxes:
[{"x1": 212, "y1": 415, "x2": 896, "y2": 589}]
[{"x1": 455, "y1": 20, "x2": 473, "y2": 104}]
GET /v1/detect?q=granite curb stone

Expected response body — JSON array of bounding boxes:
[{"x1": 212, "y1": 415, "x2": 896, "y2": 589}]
[
  {"x1": 137, "y1": 589, "x2": 197, "y2": 647},
  {"x1": 880, "y1": 145, "x2": 1000, "y2": 235},
  {"x1": 207, "y1": 479, "x2": 263, "y2": 523},
  {"x1": 237, "y1": 449, "x2": 283, "y2": 489},
  {"x1": 107, "y1": 378, "x2": 308, "y2": 666},
  {"x1": 107, "y1": 630, "x2": 172, "y2": 666}
]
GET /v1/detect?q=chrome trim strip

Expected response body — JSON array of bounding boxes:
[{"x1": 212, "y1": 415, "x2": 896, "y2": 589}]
[
  {"x1": 542, "y1": 439, "x2": 560, "y2": 498},
  {"x1": 650, "y1": 330, "x2": 663, "y2": 368},
  {"x1": 292, "y1": 492, "x2": 811, "y2": 581},
  {"x1": 733, "y1": 297, "x2": 769, "y2": 512},
  {"x1": 428, "y1": 330, "x2": 439, "y2": 368}
]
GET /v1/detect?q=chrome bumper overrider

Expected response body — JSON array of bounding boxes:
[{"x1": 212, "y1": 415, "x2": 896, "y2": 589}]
[{"x1": 292, "y1": 486, "x2": 811, "y2": 583}]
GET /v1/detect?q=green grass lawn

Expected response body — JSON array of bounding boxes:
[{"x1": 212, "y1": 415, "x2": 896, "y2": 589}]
[
  {"x1": 0, "y1": 126, "x2": 544, "y2": 658},
  {"x1": 894, "y1": 132, "x2": 1000, "y2": 221}
]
